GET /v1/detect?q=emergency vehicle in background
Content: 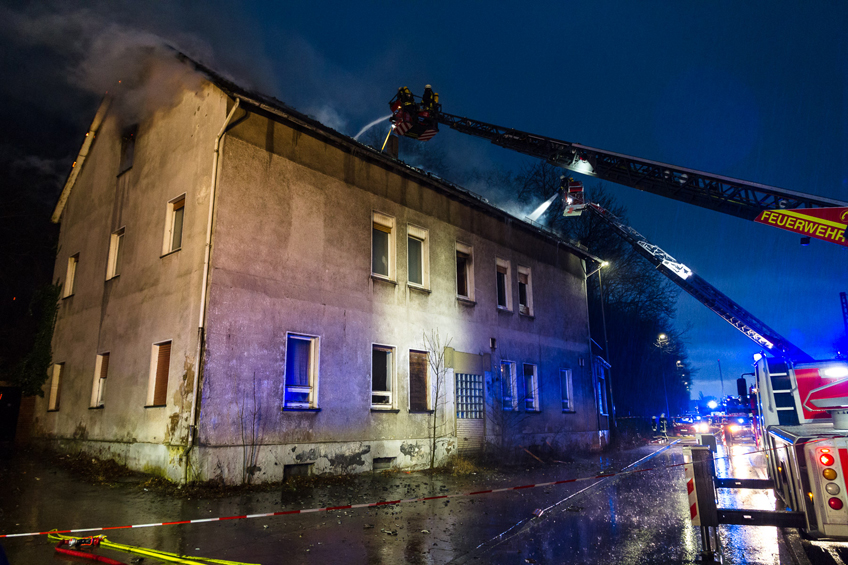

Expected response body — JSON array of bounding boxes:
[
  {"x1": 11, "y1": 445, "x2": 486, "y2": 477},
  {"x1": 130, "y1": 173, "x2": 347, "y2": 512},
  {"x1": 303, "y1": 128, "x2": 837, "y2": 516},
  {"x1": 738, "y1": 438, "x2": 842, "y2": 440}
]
[{"x1": 386, "y1": 87, "x2": 848, "y2": 538}]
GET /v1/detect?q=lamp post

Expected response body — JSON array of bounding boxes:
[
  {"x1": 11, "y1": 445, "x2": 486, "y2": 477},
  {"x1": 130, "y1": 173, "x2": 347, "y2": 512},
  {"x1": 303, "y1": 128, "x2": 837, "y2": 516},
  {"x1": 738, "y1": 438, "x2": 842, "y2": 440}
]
[
  {"x1": 656, "y1": 333, "x2": 671, "y2": 417},
  {"x1": 586, "y1": 260, "x2": 616, "y2": 442}
]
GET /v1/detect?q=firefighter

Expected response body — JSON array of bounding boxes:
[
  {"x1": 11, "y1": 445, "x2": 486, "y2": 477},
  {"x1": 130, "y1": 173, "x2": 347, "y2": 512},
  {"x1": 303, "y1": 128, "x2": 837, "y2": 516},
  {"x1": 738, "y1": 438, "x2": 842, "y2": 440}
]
[
  {"x1": 422, "y1": 84, "x2": 438, "y2": 112},
  {"x1": 397, "y1": 86, "x2": 416, "y2": 112},
  {"x1": 659, "y1": 413, "x2": 669, "y2": 441}
]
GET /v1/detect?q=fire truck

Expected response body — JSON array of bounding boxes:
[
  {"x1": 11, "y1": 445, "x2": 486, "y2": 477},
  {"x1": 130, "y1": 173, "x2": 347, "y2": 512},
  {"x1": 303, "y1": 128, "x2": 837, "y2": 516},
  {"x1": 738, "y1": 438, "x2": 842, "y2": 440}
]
[{"x1": 387, "y1": 88, "x2": 848, "y2": 538}]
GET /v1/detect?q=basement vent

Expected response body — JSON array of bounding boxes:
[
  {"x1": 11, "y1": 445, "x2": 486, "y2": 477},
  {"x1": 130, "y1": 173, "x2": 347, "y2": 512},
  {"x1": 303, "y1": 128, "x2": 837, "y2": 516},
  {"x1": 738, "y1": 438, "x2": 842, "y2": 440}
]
[
  {"x1": 373, "y1": 457, "x2": 395, "y2": 471},
  {"x1": 283, "y1": 463, "x2": 312, "y2": 480}
]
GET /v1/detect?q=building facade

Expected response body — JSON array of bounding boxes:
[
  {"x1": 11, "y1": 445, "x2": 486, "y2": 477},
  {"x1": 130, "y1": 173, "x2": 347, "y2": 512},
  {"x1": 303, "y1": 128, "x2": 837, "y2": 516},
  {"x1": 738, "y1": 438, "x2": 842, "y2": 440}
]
[{"x1": 32, "y1": 65, "x2": 610, "y2": 484}]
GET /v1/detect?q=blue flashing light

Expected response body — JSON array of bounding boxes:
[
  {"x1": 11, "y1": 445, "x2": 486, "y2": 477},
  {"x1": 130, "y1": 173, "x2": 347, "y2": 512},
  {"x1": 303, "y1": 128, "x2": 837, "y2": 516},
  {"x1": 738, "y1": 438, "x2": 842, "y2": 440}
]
[{"x1": 738, "y1": 418, "x2": 745, "y2": 424}]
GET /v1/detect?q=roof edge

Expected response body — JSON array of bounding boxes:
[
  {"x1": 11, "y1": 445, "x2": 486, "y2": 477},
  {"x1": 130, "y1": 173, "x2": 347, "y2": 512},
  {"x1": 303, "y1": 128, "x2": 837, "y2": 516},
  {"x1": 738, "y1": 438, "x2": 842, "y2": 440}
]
[{"x1": 52, "y1": 97, "x2": 111, "y2": 223}]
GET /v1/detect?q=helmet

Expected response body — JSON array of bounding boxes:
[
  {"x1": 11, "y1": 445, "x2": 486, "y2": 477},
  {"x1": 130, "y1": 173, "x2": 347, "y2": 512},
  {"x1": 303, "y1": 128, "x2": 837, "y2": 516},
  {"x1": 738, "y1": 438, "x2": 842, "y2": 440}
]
[{"x1": 425, "y1": 84, "x2": 432, "y2": 89}]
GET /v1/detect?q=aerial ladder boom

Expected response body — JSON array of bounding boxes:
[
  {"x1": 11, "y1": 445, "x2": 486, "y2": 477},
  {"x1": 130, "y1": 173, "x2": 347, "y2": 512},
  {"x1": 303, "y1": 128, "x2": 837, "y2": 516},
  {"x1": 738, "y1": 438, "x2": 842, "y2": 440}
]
[
  {"x1": 584, "y1": 203, "x2": 813, "y2": 362},
  {"x1": 431, "y1": 111, "x2": 848, "y2": 228}
]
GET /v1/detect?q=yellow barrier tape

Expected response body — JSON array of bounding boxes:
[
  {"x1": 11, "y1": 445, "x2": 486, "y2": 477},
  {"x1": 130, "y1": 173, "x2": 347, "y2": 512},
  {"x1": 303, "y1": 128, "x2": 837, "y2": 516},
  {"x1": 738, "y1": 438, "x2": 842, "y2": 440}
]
[{"x1": 48, "y1": 533, "x2": 259, "y2": 565}]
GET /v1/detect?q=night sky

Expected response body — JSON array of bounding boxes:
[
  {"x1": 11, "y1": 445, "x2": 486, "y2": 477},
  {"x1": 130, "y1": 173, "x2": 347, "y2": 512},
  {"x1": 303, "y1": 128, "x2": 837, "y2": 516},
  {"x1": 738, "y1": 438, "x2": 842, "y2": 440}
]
[{"x1": 1, "y1": 1, "x2": 846, "y2": 400}]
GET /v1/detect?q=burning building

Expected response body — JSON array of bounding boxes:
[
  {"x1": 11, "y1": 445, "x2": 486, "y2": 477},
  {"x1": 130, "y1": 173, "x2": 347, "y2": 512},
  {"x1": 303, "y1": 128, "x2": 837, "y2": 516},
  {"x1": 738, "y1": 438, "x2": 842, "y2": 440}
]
[{"x1": 30, "y1": 57, "x2": 610, "y2": 483}]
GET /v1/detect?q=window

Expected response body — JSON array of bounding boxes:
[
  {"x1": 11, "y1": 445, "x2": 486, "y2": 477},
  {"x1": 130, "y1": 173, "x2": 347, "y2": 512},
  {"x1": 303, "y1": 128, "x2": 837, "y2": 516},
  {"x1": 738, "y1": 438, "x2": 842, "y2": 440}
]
[
  {"x1": 147, "y1": 341, "x2": 171, "y2": 407},
  {"x1": 524, "y1": 363, "x2": 539, "y2": 411},
  {"x1": 91, "y1": 353, "x2": 109, "y2": 407},
  {"x1": 496, "y1": 258, "x2": 511, "y2": 310},
  {"x1": 455, "y1": 242, "x2": 474, "y2": 300},
  {"x1": 285, "y1": 334, "x2": 319, "y2": 409},
  {"x1": 118, "y1": 124, "x2": 138, "y2": 174},
  {"x1": 164, "y1": 196, "x2": 185, "y2": 254},
  {"x1": 372, "y1": 212, "x2": 395, "y2": 279},
  {"x1": 63, "y1": 254, "x2": 78, "y2": 298},
  {"x1": 371, "y1": 345, "x2": 395, "y2": 407},
  {"x1": 106, "y1": 228, "x2": 124, "y2": 279},
  {"x1": 407, "y1": 224, "x2": 429, "y2": 288},
  {"x1": 501, "y1": 361, "x2": 518, "y2": 410},
  {"x1": 597, "y1": 375, "x2": 609, "y2": 416},
  {"x1": 561, "y1": 369, "x2": 574, "y2": 411},
  {"x1": 48, "y1": 363, "x2": 63, "y2": 411},
  {"x1": 518, "y1": 266, "x2": 533, "y2": 316},
  {"x1": 409, "y1": 350, "x2": 429, "y2": 411}
]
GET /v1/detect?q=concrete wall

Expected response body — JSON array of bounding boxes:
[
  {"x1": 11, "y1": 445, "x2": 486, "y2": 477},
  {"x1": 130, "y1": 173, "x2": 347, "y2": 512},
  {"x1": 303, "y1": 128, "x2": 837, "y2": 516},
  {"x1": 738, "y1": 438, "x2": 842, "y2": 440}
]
[
  {"x1": 196, "y1": 103, "x2": 602, "y2": 482},
  {"x1": 32, "y1": 84, "x2": 228, "y2": 480},
  {"x1": 33, "y1": 78, "x2": 606, "y2": 484}
]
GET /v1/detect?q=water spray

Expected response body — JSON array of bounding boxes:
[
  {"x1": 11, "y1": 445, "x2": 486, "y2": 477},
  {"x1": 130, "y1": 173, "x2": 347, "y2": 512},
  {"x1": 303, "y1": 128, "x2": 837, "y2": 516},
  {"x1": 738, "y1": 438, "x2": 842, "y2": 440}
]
[
  {"x1": 353, "y1": 114, "x2": 392, "y2": 141},
  {"x1": 526, "y1": 192, "x2": 560, "y2": 223}
]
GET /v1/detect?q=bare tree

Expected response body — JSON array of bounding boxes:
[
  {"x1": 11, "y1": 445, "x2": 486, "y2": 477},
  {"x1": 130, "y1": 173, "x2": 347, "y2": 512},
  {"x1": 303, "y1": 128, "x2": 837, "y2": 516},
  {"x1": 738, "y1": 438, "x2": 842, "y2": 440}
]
[
  {"x1": 422, "y1": 329, "x2": 452, "y2": 470},
  {"x1": 238, "y1": 372, "x2": 262, "y2": 485}
]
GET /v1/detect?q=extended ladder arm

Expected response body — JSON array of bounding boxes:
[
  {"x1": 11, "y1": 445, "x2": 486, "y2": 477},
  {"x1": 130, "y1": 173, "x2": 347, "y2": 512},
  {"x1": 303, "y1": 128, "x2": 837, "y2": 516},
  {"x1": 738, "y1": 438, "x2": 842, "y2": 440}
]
[
  {"x1": 436, "y1": 111, "x2": 846, "y2": 222},
  {"x1": 584, "y1": 203, "x2": 813, "y2": 362}
]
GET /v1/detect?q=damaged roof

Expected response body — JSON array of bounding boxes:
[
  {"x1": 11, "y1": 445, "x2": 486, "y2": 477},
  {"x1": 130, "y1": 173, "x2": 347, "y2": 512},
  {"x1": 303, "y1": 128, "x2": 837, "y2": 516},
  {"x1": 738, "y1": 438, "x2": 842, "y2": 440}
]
[{"x1": 53, "y1": 52, "x2": 599, "y2": 264}]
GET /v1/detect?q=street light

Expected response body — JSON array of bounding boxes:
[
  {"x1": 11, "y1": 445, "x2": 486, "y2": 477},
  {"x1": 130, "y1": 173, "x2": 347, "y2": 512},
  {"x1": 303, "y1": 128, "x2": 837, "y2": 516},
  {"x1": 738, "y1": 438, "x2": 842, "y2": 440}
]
[
  {"x1": 585, "y1": 259, "x2": 616, "y2": 442},
  {"x1": 655, "y1": 333, "x2": 671, "y2": 417}
]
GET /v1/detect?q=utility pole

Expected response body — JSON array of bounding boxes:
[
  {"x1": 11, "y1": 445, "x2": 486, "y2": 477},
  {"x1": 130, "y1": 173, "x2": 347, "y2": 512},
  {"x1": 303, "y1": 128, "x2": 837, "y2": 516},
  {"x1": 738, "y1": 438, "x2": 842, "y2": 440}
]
[{"x1": 717, "y1": 359, "x2": 724, "y2": 404}]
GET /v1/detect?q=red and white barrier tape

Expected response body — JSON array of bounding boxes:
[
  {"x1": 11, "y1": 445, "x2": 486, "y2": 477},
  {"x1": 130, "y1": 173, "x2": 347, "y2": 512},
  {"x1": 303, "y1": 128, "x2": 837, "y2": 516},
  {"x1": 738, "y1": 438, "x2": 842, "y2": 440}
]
[
  {"x1": 1, "y1": 466, "x2": 672, "y2": 539},
  {"x1": 2, "y1": 437, "x2": 799, "y2": 540}
]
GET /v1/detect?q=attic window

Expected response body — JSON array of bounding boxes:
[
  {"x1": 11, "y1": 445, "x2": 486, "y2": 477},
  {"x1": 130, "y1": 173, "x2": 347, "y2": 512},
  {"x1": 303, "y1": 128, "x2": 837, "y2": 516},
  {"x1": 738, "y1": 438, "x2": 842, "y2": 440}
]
[{"x1": 118, "y1": 124, "x2": 138, "y2": 175}]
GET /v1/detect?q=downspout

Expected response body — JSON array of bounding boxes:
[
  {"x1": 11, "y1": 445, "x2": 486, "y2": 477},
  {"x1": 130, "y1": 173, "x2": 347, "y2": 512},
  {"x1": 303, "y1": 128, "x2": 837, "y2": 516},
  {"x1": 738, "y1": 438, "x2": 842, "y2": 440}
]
[{"x1": 183, "y1": 97, "x2": 241, "y2": 482}]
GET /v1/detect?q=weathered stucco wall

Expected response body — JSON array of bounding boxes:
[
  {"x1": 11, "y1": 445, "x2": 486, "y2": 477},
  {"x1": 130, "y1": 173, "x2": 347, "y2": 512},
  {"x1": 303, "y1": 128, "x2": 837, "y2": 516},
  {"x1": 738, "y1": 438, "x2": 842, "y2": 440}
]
[
  {"x1": 34, "y1": 84, "x2": 228, "y2": 480},
  {"x1": 196, "y1": 104, "x2": 601, "y2": 482}
]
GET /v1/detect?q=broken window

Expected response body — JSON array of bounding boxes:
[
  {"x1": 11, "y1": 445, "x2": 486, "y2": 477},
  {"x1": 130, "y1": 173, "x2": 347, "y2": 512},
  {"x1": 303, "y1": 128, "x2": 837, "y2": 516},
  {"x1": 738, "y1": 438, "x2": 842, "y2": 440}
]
[
  {"x1": 48, "y1": 363, "x2": 63, "y2": 411},
  {"x1": 524, "y1": 363, "x2": 539, "y2": 411},
  {"x1": 118, "y1": 124, "x2": 138, "y2": 175},
  {"x1": 106, "y1": 228, "x2": 124, "y2": 280},
  {"x1": 518, "y1": 266, "x2": 533, "y2": 316},
  {"x1": 456, "y1": 242, "x2": 474, "y2": 300},
  {"x1": 371, "y1": 345, "x2": 394, "y2": 407},
  {"x1": 147, "y1": 341, "x2": 171, "y2": 407},
  {"x1": 409, "y1": 350, "x2": 429, "y2": 411},
  {"x1": 91, "y1": 353, "x2": 109, "y2": 407},
  {"x1": 164, "y1": 196, "x2": 185, "y2": 254},
  {"x1": 501, "y1": 361, "x2": 517, "y2": 410},
  {"x1": 561, "y1": 368, "x2": 573, "y2": 412},
  {"x1": 63, "y1": 254, "x2": 78, "y2": 298},
  {"x1": 496, "y1": 258, "x2": 511, "y2": 310},
  {"x1": 285, "y1": 334, "x2": 319, "y2": 409},
  {"x1": 407, "y1": 224, "x2": 429, "y2": 288},
  {"x1": 372, "y1": 212, "x2": 395, "y2": 279}
]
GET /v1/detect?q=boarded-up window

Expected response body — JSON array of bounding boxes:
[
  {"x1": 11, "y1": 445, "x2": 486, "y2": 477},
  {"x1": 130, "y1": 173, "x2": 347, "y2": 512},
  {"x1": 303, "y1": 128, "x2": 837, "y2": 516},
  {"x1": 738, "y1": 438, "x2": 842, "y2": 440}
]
[
  {"x1": 372, "y1": 346, "x2": 393, "y2": 406},
  {"x1": 92, "y1": 353, "x2": 109, "y2": 407},
  {"x1": 63, "y1": 254, "x2": 78, "y2": 298},
  {"x1": 48, "y1": 363, "x2": 63, "y2": 411},
  {"x1": 107, "y1": 229, "x2": 124, "y2": 279},
  {"x1": 148, "y1": 342, "x2": 171, "y2": 406},
  {"x1": 285, "y1": 334, "x2": 318, "y2": 408},
  {"x1": 409, "y1": 350, "x2": 429, "y2": 411}
]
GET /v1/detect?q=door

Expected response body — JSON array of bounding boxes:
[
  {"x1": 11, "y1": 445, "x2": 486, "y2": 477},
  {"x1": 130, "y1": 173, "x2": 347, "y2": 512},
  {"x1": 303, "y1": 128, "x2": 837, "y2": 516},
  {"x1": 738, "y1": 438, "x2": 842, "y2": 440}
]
[{"x1": 456, "y1": 372, "x2": 485, "y2": 454}]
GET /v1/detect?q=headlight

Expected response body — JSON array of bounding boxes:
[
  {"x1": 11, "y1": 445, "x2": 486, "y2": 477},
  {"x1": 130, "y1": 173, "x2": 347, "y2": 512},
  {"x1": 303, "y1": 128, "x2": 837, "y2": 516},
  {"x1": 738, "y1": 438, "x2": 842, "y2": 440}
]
[
  {"x1": 729, "y1": 424, "x2": 741, "y2": 433},
  {"x1": 697, "y1": 423, "x2": 709, "y2": 433}
]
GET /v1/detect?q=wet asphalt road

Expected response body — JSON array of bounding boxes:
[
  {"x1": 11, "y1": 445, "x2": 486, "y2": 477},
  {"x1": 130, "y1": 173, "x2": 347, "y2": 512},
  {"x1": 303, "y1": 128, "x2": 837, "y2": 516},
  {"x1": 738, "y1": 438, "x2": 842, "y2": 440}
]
[{"x1": 1, "y1": 439, "x2": 796, "y2": 564}]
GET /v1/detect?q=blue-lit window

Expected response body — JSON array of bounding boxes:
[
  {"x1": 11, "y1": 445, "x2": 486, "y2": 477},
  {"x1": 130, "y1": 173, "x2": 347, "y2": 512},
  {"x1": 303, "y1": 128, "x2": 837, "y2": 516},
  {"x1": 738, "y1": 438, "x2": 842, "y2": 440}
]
[{"x1": 285, "y1": 334, "x2": 319, "y2": 409}]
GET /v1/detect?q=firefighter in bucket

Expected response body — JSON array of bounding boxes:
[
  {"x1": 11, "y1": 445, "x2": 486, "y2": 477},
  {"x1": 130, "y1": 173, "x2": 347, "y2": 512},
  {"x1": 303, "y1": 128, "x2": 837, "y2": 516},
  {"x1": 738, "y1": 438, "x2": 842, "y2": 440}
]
[{"x1": 390, "y1": 85, "x2": 440, "y2": 141}]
